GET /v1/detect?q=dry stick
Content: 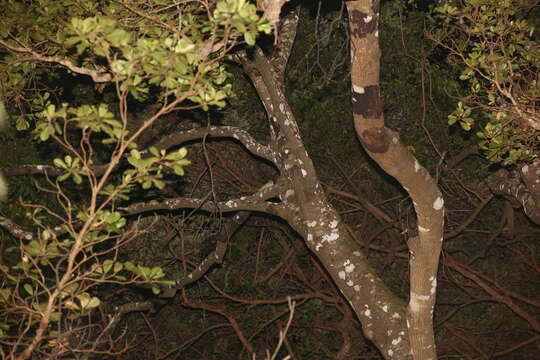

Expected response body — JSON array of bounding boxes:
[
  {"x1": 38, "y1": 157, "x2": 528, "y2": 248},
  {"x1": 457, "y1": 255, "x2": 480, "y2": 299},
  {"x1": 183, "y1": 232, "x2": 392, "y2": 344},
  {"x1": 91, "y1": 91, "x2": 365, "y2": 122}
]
[
  {"x1": 156, "y1": 324, "x2": 229, "y2": 360},
  {"x1": 182, "y1": 299, "x2": 254, "y2": 354},
  {"x1": 246, "y1": 299, "x2": 307, "y2": 345},
  {"x1": 444, "y1": 194, "x2": 494, "y2": 239},
  {"x1": 443, "y1": 323, "x2": 489, "y2": 360},
  {"x1": 204, "y1": 276, "x2": 334, "y2": 305},
  {"x1": 254, "y1": 247, "x2": 295, "y2": 285},
  {"x1": 269, "y1": 297, "x2": 295, "y2": 360},
  {"x1": 253, "y1": 228, "x2": 266, "y2": 283},
  {"x1": 490, "y1": 335, "x2": 540, "y2": 358},
  {"x1": 140, "y1": 313, "x2": 159, "y2": 360}
]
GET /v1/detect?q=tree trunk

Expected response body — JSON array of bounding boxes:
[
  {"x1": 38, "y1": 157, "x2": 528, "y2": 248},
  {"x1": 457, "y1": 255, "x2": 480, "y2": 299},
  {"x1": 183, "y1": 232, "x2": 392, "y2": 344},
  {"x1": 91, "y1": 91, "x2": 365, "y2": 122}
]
[{"x1": 347, "y1": 1, "x2": 444, "y2": 359}]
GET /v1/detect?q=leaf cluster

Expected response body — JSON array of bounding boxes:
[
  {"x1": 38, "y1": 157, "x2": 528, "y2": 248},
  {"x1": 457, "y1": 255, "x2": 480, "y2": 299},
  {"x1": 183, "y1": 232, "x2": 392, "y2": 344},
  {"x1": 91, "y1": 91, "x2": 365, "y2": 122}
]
[{"x1": 433, "y1": 0, "x2": 540, "y2": 164}]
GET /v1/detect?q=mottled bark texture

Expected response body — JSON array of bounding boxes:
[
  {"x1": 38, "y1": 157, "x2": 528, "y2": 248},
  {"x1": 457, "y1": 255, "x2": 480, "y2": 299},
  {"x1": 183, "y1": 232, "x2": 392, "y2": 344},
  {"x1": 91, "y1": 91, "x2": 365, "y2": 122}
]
[
  {"x1": 120, "y1": 8, "x2": 413, "y2": 358},
  {"x1": 487, "y1": 160, "x2": 540, "y2": 225},
  {"x1": 347, "y1": 1, "x2": 445, "y2": 359}
]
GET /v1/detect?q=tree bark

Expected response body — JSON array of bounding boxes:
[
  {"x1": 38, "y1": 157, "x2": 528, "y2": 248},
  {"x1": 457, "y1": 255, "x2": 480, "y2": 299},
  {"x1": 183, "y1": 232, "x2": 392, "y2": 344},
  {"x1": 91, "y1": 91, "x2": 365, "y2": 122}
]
[{"x1": 347, "y1": 1, "x2": 444, "y2": 359}]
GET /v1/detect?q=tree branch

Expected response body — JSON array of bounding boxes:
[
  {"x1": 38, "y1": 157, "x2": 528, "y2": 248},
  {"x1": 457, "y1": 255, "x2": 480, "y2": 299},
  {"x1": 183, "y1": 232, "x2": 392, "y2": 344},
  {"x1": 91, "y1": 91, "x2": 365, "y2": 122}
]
[
  {"x1": 0, "y1": 39, "x2": 112, "y2": 83},
  {"x1": 153, "y1": 126, "x2": 276, "y2": 163},
  {"x1": 270, "y1": 7, "x2": 300, "y2": 79}
]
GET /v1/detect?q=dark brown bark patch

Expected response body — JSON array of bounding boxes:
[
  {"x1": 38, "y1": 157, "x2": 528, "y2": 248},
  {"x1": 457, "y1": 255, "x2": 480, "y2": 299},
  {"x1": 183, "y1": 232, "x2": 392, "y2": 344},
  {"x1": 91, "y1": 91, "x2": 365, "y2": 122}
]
[
  {"x1": 361, "y1": 127, "x2": 389, "y2": 153},
  {"x1": 349, "y1": 10, "x2": 378, "y2": 38},
  {"x1": 352, "y1": 85, "x2": 382, "y2": 118}
]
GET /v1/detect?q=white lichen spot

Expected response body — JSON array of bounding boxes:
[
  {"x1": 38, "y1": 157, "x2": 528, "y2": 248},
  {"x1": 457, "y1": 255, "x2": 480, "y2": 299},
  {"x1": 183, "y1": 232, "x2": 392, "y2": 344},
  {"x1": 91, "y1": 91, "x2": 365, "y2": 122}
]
[
  {"x1": 382, "y1": 305, "x2": 388, "y2": 312},
  {"x1": 364, "y1": 308, "x2": 371, "y2": 317},
  {"x1": 392, "y1": 337, "x2": 402, "y2": 346},
  {"x1": 364, "y1": 15, "x2": 373, "y2": 23},
  {"x1": 388, "y1": 350, "x2": 393, "y2": 357},
  {"x1": 418, "y1": 226, "x2": 430, "y2": 233},
  {"x1": 347, "y1": 280, "x2": 354, "y2": 287},
  {"x1": 431, "y1": 278, "x2": 437, "y2": 294},
  {"x1": 392, "y1": 312, "x2": 401, "y2": 320},
  {"x1": 315, "y1": 243, "x2": 322, "y2": 251},
  {"x1": 25, "y1": 234, "x2": 32, "y2": 240},
  {"x1": 307, "y1": 233, "x2": 313, "y2": 242},
  {"x1": 322, "y1": 231, "x2": 339, "y2": 243},
  {"x1": 433, "y1": 197, "x2": 444, "y2": 210},
  {"x1": 375, "y1": 30, "x2": 379, "y2": 37},
  {"x1": 188, "y1": 274, "x2": 193, "y2": 279},
  {"x1": 301, "y1": 169, "x2": 307, "y2": 177},
  {"x1": 279, "y1": 103, "x2": 285, "y2": 113},
  {"x1": 522, "y1": 165, "x2": 529, "y2": 174},
  {"x1": 353, "y1": 85, "x2": 365, "y2": 94},
  {"x1": 330, "y1": 220, "x2": 338, "y2": 228},
  {"x1": 354, "y1": 285, "x2": 361, "y2": 292},
  {"x1": 338, "y1": 271, "x2": 346, "y2": 280},
  {"x1": 353, "y1": 251, "x2": 361, "y2": 257},
  {"x1": 37, "y1": 165, "x2": 44, "y2": 170},
  {"x1": 345, "y1": 263, "x2": 356, "y2": 273},
  {"x1": 307, "y1": 220, "x2": 317, "y2": 227},
  {"x1": 414, "y1": 159, "x2": 421, "y2": 172}
]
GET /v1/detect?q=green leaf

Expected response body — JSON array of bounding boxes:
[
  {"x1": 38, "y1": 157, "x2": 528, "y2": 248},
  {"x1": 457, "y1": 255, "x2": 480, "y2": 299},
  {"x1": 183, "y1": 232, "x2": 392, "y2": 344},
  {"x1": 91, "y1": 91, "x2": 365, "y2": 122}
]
[
  {"x1": 244, "y1": 31, "x2": 255, "y2": 46},
  {"x1": 106, "y1": 28, "x2": 131, "y2": 48},
  {"x1": 53, "y1": 158, "x2": 66, "y2": 168},
  {"x1": 103, "y1": 260, "x2": 113, "y2": 274},
  {"x1": 23, "y1": 284, "x2": 33, "y2": 296}
]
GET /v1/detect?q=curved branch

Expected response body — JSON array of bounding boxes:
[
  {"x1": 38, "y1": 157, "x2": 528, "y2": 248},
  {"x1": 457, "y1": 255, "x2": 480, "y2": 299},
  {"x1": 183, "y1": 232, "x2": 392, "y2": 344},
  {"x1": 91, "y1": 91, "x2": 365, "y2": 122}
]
[
  {"x1": 0, "y1": 39, "x2": 112, "y2": 83},
  {"x1": 348, "y1": 1, "x2": 443, "y2": 358},
  {"x1": 159, "y1": 211, "x2": 251, "y2": 298},
  {"x1": 487, "y1": 163, "x2": 540, "y2": 225},
  {"x1": 123, "y1": 181, "x2": 289, "y2": 219},
  {"x1": 154, "y1": 126, "x2": 276, "y2": 164}
]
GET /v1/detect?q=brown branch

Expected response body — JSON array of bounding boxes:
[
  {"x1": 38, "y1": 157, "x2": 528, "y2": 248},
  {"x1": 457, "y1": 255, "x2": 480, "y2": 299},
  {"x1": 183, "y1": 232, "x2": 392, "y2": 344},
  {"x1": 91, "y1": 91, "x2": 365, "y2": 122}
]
[
  {"x1": 444, "y1": 194, "x2": 494, "y2": 239},
  {"x1": 0, "y1": 39, "x2": 112, "y2": 83},
  {"x1": 270, "y1": 7, "x2": 300, "y2": 79},
  {"x1": 153, "y1": 125, "x2": 276, "y2": 163},
  {"x1": 182, "y1": 299, "x2": 254, "y2": 354},
  {"x1": 348, "y1": 1, "x2": 443, "y2": 358},
  {"x1": 159, "y1": 211, "x2": 251, "y2": 298},
  {"x1": 122, "y1": 181, "x2": 288, "y2": 218}
]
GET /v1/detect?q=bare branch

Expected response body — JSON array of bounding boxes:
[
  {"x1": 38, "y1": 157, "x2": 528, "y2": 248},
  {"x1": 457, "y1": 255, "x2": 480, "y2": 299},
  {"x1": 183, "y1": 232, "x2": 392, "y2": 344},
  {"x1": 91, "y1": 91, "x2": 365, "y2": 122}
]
[
  {"x1": 154, "y1": 126, "x2": 276, "y2": 163},
  {"x1": 0, "y1": 39, "x2": 112, "y2": 83},
  {"x1": 270, "y1": 7, "x2": 300, "y2": 79}
]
